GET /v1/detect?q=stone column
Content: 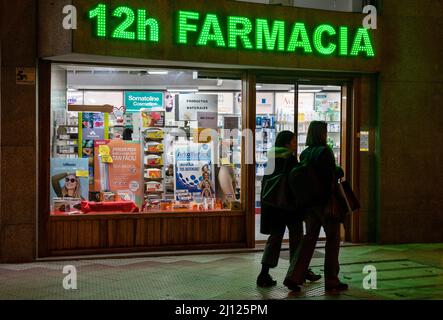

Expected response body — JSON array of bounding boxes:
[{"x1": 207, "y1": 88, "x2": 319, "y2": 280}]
[{"x1": 0, "y1": 0, "x2": 38, "y2": 263}]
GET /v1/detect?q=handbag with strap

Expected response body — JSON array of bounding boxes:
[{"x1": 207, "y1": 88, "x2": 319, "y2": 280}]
[
  {"x1": 329, "y1": 180, "x2": 360, "y2": 221},
  {"x1": 261, "y1": 172, "x2": 295, "y2": 211},
  {"x1": 261, "y1": 159, "x2": 297, "y2": 211},
  {"x1": 340, "y1": 180, "x2": 360, "y2": 212}
]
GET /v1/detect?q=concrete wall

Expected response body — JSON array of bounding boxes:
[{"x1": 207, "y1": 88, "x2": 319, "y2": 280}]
[
  {"x1": 357, "y1": 75, "x2": 378, "y2": 243},
  {"x1": 0, "y1": 0, "x2": 38, "y2": 262},
  {"x1": 377, "y1": 0, "x2": 443, "y2": 243}
]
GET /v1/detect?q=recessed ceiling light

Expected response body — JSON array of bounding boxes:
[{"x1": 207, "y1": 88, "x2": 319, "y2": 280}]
[
  {"x1": 299, "y1": 90, "x2": 322, "y2": 93},
  {"x1": 148, "y1": 71, "x2": 169, "y2": 75},
  {"x1": 167, "y1": 88, "x2": 199, "y2": 93}
]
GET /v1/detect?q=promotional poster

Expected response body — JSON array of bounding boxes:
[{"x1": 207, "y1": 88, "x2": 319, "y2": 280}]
[
  {"x1": 94, "y1": 140, "x2": 143, "y2": 208},
  {"x1": 50, "y1": 158, "x2": 89, "y2": 206},
  {"x1": 174, "y1": 142, "x2": 215, "y2": 201}
]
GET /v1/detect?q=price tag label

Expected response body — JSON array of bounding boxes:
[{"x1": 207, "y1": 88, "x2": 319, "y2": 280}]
[
  {"x1": 76, "y1": 170, "x2": 89, "y2": 177},
  {"x1": 101, "y1": 155, "x2": 114, "y2": 163},
  {"x1": 99, "y1": 145, "x2": 111, "y2": 156},
  {"x1": 221, "y1": 158, "x2": 231, "y2": 166}
]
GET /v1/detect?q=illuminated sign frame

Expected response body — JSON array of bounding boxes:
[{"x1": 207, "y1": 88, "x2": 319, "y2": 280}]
[{"x1": 87, "y1": 3, "x2": 375, "y2": 58}]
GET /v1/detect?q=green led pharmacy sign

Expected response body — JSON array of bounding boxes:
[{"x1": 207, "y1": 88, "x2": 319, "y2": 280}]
[{"x1": 87, "y1": 3, "x2": 375, "y2": 58}]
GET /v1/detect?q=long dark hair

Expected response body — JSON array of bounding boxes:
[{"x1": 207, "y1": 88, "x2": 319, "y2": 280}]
[
  {"x1": 275, "y1": 131, "x2": 295, "y2": 148},
  {"x1": 306, "y1": 121, "x2": 327, "y2": 147}
]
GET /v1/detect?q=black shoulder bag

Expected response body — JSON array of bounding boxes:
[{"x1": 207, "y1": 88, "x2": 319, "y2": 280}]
[{"x1": 261, "y1": 159, "x2": 296, "y2": 211}]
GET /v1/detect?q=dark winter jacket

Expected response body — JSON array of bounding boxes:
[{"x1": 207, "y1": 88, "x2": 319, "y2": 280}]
[
  {"x1": 260, "y1": 147, "x2": 299, "y2": 235},
  {"x1": 300, "y1": 145, "x2": 344, "y2": 206}
]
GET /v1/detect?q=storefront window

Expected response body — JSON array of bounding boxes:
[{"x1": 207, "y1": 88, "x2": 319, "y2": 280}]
[{"x1": 49, "y1": 65, "x2": 243, "y2": 216}]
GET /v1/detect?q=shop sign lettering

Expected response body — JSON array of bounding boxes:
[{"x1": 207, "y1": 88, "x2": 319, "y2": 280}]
[{"x1": 84, "y1": 3, "x2": 375, "y2": 58}]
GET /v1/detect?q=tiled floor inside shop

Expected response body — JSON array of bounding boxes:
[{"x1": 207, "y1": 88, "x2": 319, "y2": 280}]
[{"x1": 1, "y1": 244, "x2": 443, "y2": 300}]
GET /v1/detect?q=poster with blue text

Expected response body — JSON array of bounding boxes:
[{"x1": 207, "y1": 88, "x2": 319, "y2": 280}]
[{"x1": 174, "y1": 142, "x2": 215, "y2": 202}]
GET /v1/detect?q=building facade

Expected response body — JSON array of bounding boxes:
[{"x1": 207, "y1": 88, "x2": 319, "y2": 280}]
[{"x1": 0, "y1": 0, "x2": 442, "y2": 262}]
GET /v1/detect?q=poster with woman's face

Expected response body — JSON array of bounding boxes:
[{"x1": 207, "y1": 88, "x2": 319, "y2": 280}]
[
  {"x1": 164, "y1": 92, "x2": 175, "y2": 113},
  {"x1": 164, "y1": 92, "x2": 176, "y2": 125},
  {"x1": 50, "y1": 158, "x2": 89, "y2": 206},
  {"x1": 63, "y1": 174, "x2": 80, "y2": 196}
]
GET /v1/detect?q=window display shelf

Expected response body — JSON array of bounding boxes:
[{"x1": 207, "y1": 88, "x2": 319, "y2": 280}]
[
  {"x1": 144, "y1": 177, "x2": 164, "y2": 181},
  {"x1": 144, "y1": 137, "x2": 164, "y2": 141},
  {"x1": 299, "y1": 120, "x2": 341, "y2": 123},
  {"x1": 49, "y1": 209, "x2": 243, "y2": 220},
  {"x1": 144, "y1": 164, "x2": 164, "y2": 169},
  {"x1": 144, "y1": 151, "x2": 164, "y2": 155},
  {"x1": 143, "y1": 123, "x2": 167, "y2": 212}
]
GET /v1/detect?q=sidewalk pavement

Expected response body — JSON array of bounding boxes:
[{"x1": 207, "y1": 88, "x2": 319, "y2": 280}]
[{"x1": 1, "y1": 244, "x2": 442, "y2": 300}]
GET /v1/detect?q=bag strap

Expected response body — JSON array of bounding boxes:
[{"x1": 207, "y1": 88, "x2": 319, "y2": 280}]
[
  {"x1": 337, "y1": 182, "x2": 353, "y2": 215},
  {"x1": 282, "y1": 156, "x2": 292, "y2": 173}
]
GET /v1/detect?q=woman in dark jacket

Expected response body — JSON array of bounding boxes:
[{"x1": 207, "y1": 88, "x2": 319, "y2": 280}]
[
  {"x1": 283, "y1": 121, "x2": 348, "y2": 292},
  {"x1": 257, "y1": 131, "x2": 321, "y2": 287}
]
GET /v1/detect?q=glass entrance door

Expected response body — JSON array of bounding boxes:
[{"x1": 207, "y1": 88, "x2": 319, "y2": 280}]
[
  {"x1": 255, "y1": 83, "x2": 296, "y2": 241},
  {"x1": 255, "y1": 81, "x2": 347, "y2": 243}
]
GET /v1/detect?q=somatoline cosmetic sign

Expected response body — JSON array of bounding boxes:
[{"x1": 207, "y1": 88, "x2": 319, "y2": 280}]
[{"x1": 87, "y1": 3, "x2": 375, "y2": 58}]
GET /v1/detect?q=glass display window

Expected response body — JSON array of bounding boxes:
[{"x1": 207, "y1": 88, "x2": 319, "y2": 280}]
[{"x1": 49, "y1": 65, "x2": 243, "y2": 216}]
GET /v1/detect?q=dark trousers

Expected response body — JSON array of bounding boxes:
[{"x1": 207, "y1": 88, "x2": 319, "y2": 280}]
[
  {"x1": 261, "y1": 217, "x2": 303, "y2": 269},
  {"x1": 285, "y1": 206, "x2": 341, "y2": 285}
]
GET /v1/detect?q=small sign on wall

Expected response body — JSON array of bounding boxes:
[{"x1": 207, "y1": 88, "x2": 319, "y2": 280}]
[
  {"x1": 197, "y1": 112, "x2": 218, "y2": 129},
  {"x1": 177, "y1": 94, "x2": 218, "y2": 121},
  {"x1": 16, "y1": 67, "x2": 36, "y2": 85},
  {"x1": 360, "y1": 131, "x2": 370, "y2": 152}
]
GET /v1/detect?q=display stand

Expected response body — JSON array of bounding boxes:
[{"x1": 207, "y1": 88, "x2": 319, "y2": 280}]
[{"x1": 142, "y1": 123, "x2": 165, "y2": 211}]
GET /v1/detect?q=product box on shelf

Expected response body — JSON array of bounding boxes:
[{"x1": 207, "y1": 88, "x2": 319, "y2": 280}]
[
  {"x1": 101, "y1": 192, "x2": 116, "y2": 202},
  {"x1": 145, "y1": 154, "x2": 163, "y2": 166},
  {"x1": 52, "y1": 198, "x2": 82, "y2": 215},
  {"x1": 142, "y1": 111, "x2": 165, "y2": 128},
  {"x1": 145, "y1": 181, "x2": 163, "y2": 193},
  {"x1": 145, "y1": 142, "x2": 164, "y2": 153},
  {"x1": 144, "y1": 128, "x2": 165, "y2": 140},
  {"x1": 145, "y1": 168, "x2": 163, "y2": 179}
]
